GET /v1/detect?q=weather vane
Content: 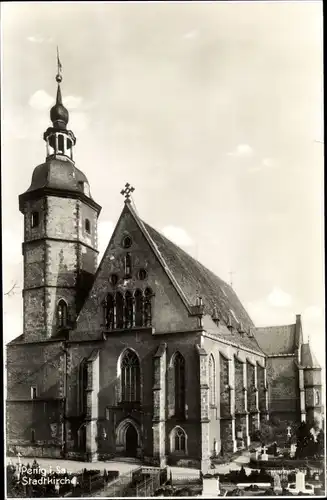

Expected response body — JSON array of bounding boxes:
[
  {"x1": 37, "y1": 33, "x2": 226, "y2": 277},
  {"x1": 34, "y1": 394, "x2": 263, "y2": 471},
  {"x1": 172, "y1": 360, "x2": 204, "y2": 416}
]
[{"x1": 120, "y1": 183, "x2": 135, "y2": 201}]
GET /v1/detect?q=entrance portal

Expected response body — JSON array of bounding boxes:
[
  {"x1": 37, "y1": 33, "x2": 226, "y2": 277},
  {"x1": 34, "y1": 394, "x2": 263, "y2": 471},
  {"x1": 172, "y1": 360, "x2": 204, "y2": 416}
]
[{"x1": 125, "y1": 424, "x2": 138, "y2": 457}]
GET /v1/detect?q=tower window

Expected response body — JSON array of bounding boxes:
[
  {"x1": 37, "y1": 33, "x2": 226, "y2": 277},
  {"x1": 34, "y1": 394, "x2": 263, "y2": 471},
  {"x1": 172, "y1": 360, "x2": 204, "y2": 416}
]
[
  {"x1": 31, "y1": 212, "x2": 39, "y2": 228},
  {"x1": 85, "y1": 219, "x2": 91, "y2": 234},
  {"x1": 31, "y1": 386, "x2": 37, "y2": 399},
  {"x1": 122, "y1": 236, "x2": 133, "y2": 249},
  {"x1": 31, "y1": 429, "x2": 36, "y2": 443},
  {"x1": 57, "y1": 299, "x2": 68, "y2": 328},
  {"x1": 58, "y1": 134, "x2": 65, "y2": 154},
  {"x1": 315, "y1": 390, "x2": 320, "y2": 405}
]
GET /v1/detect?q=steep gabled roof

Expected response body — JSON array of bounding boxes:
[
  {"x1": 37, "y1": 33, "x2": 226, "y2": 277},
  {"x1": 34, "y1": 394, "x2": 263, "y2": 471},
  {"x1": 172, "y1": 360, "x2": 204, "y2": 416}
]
[
  {"x1": 142, "y1": 221, "x2": 254, "y2": 332},
  {"x1": 78, "y1": 200, "x2": 260, "y2": 351},
  {"x1": 301, "y1": 343, "x2": 321, "y2": 368},
  {"x1": 253, "y1": 324, "x2": 296, "y2": 355}
]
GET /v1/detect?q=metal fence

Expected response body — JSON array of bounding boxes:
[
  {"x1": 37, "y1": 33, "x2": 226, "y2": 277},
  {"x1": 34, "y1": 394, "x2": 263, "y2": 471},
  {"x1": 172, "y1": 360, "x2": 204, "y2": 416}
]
[
  {"x1": 95, "y1": 466, "x2": 143, "y2": 497},
  {"x1": 136, "y1": 472, "x2": 161, "y2": 497}
]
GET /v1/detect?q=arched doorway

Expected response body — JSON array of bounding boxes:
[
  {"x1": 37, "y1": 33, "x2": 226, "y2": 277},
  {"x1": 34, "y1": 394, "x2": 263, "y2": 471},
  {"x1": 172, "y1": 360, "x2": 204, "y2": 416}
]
[
  {"x1": 126, "y1": 424, "x2": 138, "y2": 457},
  {"x1": 115, "y1": 418, "x2": 141, "y2": 457}
]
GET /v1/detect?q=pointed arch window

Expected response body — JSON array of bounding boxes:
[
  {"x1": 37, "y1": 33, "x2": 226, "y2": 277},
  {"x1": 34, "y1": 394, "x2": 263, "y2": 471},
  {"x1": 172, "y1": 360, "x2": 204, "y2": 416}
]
[
  {"x1": 135, "y1": 289, "x2": 144, "y2": 327},
  {"x1": 116, "y1": 292, "x2": 124, "y2": 329},
  {"x1": 209, "y1": 354, "x2": 216, "y2": 406},
  {"x1": 124, "y1": 253, "x2": 132, "y2": 277},
  {"x1": 79, "y1": 359, "x2": 88, "y2": 415},
  {"x1": 315, "y1": 390, "x2": 320, "y2": 405},
  {"x1": 105, "y1": 294, "x2": 115, "y2": 329},
  {"x1": 170, "y1": 426, "x2": 187, "y2": 453},
  {"x1": 57, "y1": 299, "x2": 68, "y2": 328},
  {"x1": 124, "y1": 291, "x2": 134, "y2": 328},
  {"x1": 144, "y1": 288, "x2": 153, "y2": 327},
  {"x1": 121, "y1": 349, "x2": 140, "y2": 403},
  {"x1": 174, "y1": 352, "x2": 185, "y2": 418}
]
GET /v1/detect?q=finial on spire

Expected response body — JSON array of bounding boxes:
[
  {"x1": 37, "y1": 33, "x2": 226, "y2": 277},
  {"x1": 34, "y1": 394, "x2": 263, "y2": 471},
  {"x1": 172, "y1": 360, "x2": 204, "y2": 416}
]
[
  {"x1": 120, "y1": 183, "x2": 135, "y2": 202},
  {"x1": 56, "y1": 46, "x2": 63, "y2": 83}
]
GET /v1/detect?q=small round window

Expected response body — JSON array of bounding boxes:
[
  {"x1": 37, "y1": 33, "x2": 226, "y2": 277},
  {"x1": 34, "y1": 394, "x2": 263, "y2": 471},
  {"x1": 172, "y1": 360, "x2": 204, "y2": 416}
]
[
  {"x1": 122, "y1": 236, "x2": 132, "y2": 249},
  {"x1": 110, "y1": 274, "x2": 118, "y2": 286},
  {"x1": 138, "y1": 269, "x2": 147, "y2": 280}
]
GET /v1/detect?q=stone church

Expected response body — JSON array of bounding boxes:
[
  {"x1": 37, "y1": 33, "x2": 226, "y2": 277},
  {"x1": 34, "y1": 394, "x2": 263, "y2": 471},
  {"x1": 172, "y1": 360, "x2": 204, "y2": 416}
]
[{"x1": 6, "y1": 71, "x2": 322, "y2": 472}]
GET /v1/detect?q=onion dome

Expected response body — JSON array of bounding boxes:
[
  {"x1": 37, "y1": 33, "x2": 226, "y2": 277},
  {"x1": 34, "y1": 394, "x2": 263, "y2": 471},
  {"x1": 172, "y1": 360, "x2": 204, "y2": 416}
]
[{"x1": 50, "y1": 74, "x2": 69, "y2": 130}]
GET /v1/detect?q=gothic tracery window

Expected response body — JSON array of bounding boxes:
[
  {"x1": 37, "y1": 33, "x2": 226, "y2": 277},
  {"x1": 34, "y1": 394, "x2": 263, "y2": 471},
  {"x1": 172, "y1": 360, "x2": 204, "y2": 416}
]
[
  {"x1": 171, "y1": 426, "x2": 187, "y2": 453},
  {"x1": 105, "y1": 293, "x2": 115, "y2": 329},
  {"x1": 80, "y1": 359, "x2": 88, "y2": 415},
  {"x1": 144, "y1": 288, "x2": 153, "y2": 327},
  {"x1": 57, "y1": 299, "x2": 68, "y2": 328},
  {"x1": 103, "y1": 289, "x2": 153, "y2": 330},
  {"x1": 116, "y1": 292, "x2": 124, "y2": 329},
  {"x1": 125, "y1": 291, "x2": 133, "y2": 328},
  {"x1": 121, "y1": 349, "x2": 140, "y2": 403},
  {"x1": 135, "y1": 289, "x2": 144, "y2": 327},
  {"x1": 174, "y1": 352, "x2": 185, "y2": 418},
  {"x1": 209, "y1": 354, "x2": 216, "y2": 406}
]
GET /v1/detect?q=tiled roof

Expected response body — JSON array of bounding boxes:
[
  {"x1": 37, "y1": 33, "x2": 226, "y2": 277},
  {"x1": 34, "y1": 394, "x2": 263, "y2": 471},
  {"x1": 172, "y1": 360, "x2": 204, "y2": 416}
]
[
  {"x1": 202, "y1": 316, "x2": 264, "y2": 354},
  {"x1": 253, "y1": 324, "x2": 296, "y2": 355},
  {"x1": 143, "y1": 222, "x2": 254, "y2": 330},
  {"x1": 140, "y1": 221, "x2": 264, "y2": 355},
  {"x1": 301, "y1": 343, "x2": 321, "y2": 368}
]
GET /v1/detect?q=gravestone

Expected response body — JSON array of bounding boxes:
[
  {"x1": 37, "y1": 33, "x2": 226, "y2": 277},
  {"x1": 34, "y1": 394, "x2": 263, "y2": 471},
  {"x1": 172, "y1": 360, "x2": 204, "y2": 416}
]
[
  {"x1": 260, "y1": 445, "x2": 268, "y2": 461},
  {"x1": 295, "y1": 471, "x2": 306, "y2": 492},
  {"x1": 290, "y1": 443, "x2": 297, "y2": 458},
  {"x1": 217, "y1": 476, "x2": 220, "y2": 495},
  {"x1": 273, "y1": 472, "x2": 282, "y2": 493}
]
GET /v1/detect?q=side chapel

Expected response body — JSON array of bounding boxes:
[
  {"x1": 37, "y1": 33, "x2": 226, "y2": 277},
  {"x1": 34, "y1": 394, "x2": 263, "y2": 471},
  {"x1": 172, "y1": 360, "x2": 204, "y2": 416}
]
[{"x1": 6, "y1": 69, "x2": 322, "y2": 472}]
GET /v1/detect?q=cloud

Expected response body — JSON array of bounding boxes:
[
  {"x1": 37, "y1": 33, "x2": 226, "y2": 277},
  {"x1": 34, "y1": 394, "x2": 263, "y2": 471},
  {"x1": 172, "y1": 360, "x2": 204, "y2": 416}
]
[
  {"x1": 248, "y1": 157, "x2": 276, "y2": 173},
  {"x1": 29, "y1": 90, "x2": 84, "y2": 112},
  {"x1": 29, "y1": 90, "x2": 54, "y2": 110},
  {"x1": 182, "y1": 30, "x2": 199, "y2": 40},
  {"x1": 97, "y1": 221, "x2": 115, "y2": 260},
  {"x1": 162, "y1": 225, "x2": 194, "y2": 247},
  {"x1": 262, "y1": 157, "x2": 274, "y2": 168},
  {"x1": 267, "y1": 287, "x2": 293, "y2": 308},
  {"x1": 27, "y1": 35, "x2": 53, "y2": 44},
  {"x1": 65, "y1": 96, "x2": 83, "y2": 110},
  {"x1": 227, "y1": 143, "x2": 254, "y2": 157}
]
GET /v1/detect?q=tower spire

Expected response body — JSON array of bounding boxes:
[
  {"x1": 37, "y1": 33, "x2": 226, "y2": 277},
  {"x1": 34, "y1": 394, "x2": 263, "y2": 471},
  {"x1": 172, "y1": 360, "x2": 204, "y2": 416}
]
[{"x1": 43, "y1": 48, "x2": 76, "y2": 159}]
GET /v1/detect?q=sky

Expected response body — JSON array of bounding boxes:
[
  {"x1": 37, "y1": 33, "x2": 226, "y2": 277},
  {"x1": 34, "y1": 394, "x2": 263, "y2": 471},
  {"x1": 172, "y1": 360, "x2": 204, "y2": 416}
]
[{"x1": 1, "y1": 2, "x2": 324, "y2": 368}]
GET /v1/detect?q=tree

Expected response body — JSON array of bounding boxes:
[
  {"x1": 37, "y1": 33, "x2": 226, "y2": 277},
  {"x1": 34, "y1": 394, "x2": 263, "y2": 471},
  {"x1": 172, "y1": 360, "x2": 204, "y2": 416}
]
[
  {"x1": 316, "y1": 428, "x2": 324, "y2": 457},
  {"x1": 295, "y1": 421, "x2": 316, "y2": 458}
]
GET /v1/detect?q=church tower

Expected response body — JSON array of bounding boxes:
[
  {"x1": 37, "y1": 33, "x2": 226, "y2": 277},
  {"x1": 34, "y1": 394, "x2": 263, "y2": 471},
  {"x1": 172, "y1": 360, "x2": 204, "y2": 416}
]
[{"x1": 19, "y1": 65, "x2": 101, "y2": 342}]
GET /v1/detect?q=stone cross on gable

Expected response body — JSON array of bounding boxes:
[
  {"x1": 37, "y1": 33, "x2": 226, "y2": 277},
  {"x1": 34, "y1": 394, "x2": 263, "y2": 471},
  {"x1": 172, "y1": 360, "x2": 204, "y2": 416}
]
[
  {"x1": 262, "y1": 445, "x2": 268, "y2": 454},
  {"x1": 120, "y1": 182, "x2": 135, "y2": 201}
]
